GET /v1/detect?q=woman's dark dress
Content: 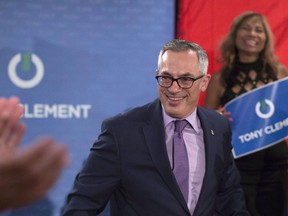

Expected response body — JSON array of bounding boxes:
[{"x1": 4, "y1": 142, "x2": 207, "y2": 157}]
[{"x1": 220, "y1": 60, "x2": 288, "y2": 216}]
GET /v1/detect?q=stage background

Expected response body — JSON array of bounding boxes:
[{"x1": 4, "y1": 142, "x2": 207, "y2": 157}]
[
  {"x1": 1, "y1": 0, "x2": 287, "y2": 215},
  {"x1": 177, "y1": 0, "x2": 288, "y2": 106},
  {"x1": 0, "y1": 1, "x2": 174, "y2": 215}
]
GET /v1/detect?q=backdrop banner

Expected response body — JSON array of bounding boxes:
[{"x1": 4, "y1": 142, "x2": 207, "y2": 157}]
[
  {"x1": 225, "y1": 78, "x2": 288, "y2": 158},
  {"x1": 0, "y1": 1, "x2": 174, "y2": 215}
]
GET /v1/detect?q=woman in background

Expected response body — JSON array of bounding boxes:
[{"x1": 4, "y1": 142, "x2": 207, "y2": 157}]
[{"x1": 205, "y1": 12, "x2": 288, "y2": 216}]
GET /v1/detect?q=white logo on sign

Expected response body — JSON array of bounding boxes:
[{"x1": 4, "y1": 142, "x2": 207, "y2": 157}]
[
  {"x1": 8, "y1": 53, "x2": 44, "y2": 89},
  {"x1": 255, "y1": 99, "x2": 275, "y2": 119}
]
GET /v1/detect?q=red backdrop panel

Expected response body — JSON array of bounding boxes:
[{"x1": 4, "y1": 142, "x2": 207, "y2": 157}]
[{"x1": 176, "y1": 0, "x2": 288, "y2": 106}]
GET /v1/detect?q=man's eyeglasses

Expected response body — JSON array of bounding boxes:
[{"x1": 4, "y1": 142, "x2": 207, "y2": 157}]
[{"x1": 155, "y1": 75, "x2": 204, "y2": 89}]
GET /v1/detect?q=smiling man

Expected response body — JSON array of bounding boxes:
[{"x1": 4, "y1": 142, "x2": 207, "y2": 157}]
[
  {"x1": 62, "y1": 39, "x2": 249, "y2": 216},
  {"x1": 156, "y1": 42, "x2": 210, "y2": 119}
]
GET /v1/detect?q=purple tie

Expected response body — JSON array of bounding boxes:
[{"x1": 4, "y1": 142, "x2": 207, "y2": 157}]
[{"x1": 173, "y1": 120, "x2": 189, "y2": 202}]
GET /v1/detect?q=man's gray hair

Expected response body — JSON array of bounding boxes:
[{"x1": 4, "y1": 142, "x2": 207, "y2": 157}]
[{"x1": 158, "y1": 39, "x2": 208, "y2": 75}]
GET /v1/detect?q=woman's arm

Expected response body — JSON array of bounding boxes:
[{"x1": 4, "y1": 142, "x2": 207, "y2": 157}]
[{"x1": 204, "y1": 71, "x2": 225, "y2": 109}]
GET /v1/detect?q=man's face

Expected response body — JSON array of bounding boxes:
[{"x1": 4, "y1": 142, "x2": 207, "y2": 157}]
[{"x1": 157, "y1": 50, "x2": 210, "y2": 119}]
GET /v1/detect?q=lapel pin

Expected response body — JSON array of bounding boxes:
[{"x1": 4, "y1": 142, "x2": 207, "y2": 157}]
[{"x1": 211, "y1": 129, "x2": 214, "y2": 135}]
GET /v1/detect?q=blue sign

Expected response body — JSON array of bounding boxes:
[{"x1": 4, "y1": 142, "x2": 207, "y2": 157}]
[{"x1": 225, "y1": 77, "x2": 288, "y2": 158}]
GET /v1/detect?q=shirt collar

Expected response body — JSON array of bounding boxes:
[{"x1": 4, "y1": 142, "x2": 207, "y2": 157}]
[{"x1": 162, "y1": 105, "x2": 200, "y2": 134}]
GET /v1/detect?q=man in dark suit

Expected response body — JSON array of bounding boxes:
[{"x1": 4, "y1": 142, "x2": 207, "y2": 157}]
[{"x1": 62, "y1": 39, "x2": 249, "y2": 216}]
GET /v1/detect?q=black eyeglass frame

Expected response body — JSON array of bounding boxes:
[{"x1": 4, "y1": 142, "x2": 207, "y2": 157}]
[{"x1": 155, "y1": 74, "x2": 205, "y2": 89}]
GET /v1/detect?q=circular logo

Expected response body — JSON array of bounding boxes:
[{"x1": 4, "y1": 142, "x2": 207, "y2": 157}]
[
  {"x1": 8, "y1": 53, "x2": 44, "y2": 89},
  {"x1": 255, "y1": 99, "x2": 275, "y2": 119}
]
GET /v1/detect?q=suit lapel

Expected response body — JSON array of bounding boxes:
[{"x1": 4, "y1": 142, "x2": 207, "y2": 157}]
[
  {"x1": 197, "y1": 107, "x2": 217, "y2": 182},
  {"x1": 193, "y1": 107, "x2": 217, "y2": 215}
]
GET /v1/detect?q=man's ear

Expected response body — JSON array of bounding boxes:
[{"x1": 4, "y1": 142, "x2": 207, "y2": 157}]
[{"x1": 200, "y1": 74, "x2": 211, "y2": 92}]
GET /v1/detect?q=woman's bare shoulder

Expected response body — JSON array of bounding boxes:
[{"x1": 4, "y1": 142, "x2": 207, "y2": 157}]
[
  {"x1": 210, "y1": 70, "x2": 223, "y2": 82},
  {"x1": 277, "y1": 64, "x2": 288, "y2": 79}
]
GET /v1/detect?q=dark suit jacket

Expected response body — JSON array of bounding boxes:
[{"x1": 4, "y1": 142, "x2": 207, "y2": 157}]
[{"x1": 62, "y1": 99, "x2": 249, "y2": 216}]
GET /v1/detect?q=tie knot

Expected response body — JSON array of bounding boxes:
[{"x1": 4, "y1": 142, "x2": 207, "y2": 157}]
[{"x1": 174, "y1": 120, "x2": 188, "y2": 133}]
